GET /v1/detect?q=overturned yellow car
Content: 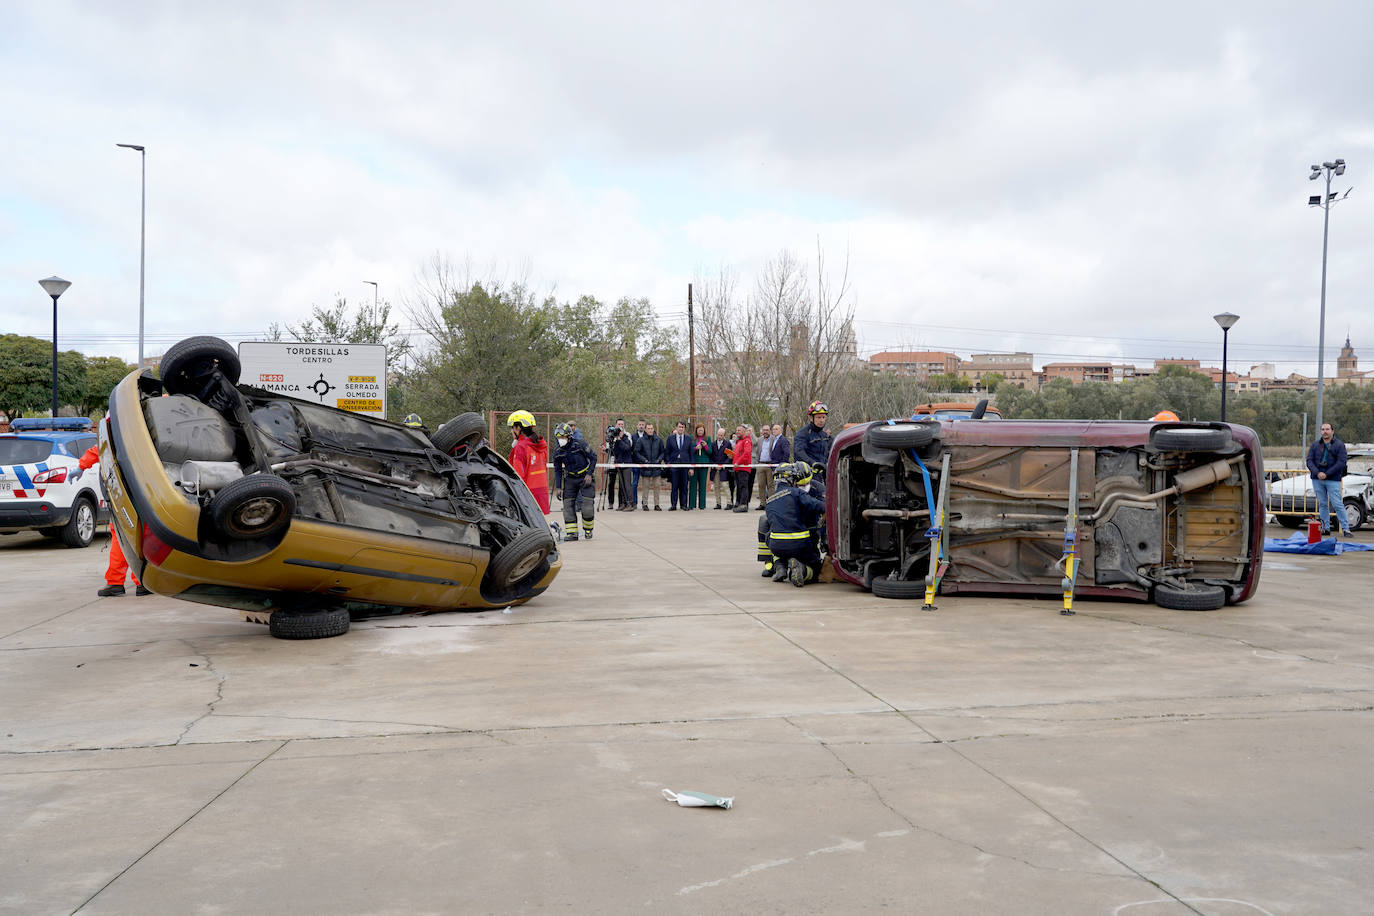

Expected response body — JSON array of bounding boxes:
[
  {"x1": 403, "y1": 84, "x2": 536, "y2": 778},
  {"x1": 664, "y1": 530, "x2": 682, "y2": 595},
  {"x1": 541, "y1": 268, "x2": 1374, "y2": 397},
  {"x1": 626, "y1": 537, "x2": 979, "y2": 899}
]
[{"x1": 100, "y1": 336, "x2": 559, "y2": 639}]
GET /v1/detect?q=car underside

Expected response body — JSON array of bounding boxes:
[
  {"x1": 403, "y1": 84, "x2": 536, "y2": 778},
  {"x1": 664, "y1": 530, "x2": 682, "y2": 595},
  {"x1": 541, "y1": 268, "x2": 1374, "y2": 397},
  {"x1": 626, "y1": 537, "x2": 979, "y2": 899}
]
[{"x1": 829, "y1": 420, "x2": 1264, "y2": 611}]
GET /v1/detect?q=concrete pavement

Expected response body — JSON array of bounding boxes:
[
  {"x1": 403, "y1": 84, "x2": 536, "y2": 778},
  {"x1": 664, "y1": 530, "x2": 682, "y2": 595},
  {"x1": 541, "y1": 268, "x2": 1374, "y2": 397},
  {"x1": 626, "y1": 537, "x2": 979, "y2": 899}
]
[{"x1": 2, "y1": 511, "x2": 1372, "y2": 914}]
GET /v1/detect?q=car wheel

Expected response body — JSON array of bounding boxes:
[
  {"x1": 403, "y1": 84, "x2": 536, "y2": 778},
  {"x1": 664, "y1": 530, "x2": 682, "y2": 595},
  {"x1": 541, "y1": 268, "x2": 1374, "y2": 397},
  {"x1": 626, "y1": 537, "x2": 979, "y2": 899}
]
[
  {"x1": 1150, "y1": 427, "x2": 1231, "y2": 452},
  {"x1": 432, "y1": 412, "x2": 486, "y2": 455},
  {"x1": 485, "y1": 527, "x2": 555, "y2": 597},
  {"x1": 1152, "y1": 582, "x2": 1226, "y2": 611},
  {"x1": 160, "y1": 336, "x2": 242, "y2": 395},
  {"x1": 1273, "y1": 515, "x2": 1302, "y2": 530},
  {"x1": 865, "y1": 421, "x2": 939, "y2": 451},
  {"x1": 59, "y1": 498, "x2": 96, "y2": 548},
  {"x1": 269, "y1": 606, "x2": 350, "y2": 640},
  {"x1": 209, "y1": 474, "x2": 296, "y2": 540},
  {"x1": 1344, "y1": 498, "x2": 1367, "y2": 532},
  {"x1": 870, "y1": 575, "x2": 926, "y2": 599}
]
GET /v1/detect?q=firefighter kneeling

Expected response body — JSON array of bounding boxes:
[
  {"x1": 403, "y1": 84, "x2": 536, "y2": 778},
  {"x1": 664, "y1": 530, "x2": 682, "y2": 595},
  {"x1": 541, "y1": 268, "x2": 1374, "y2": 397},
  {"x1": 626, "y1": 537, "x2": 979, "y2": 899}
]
[
  {"x1": 553, "y1": 423, "x2": 597, "y2": 541},
  {"x1": 759, "y1": 462, "x2": 825, "y2": 587}
]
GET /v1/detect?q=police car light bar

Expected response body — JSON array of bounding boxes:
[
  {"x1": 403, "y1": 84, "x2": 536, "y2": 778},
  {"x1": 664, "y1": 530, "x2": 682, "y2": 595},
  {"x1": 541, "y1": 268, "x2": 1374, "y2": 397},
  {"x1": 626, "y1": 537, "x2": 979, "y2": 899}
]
[{"x1": 9, "y1": 418, "x2": 95, "y2": 431}]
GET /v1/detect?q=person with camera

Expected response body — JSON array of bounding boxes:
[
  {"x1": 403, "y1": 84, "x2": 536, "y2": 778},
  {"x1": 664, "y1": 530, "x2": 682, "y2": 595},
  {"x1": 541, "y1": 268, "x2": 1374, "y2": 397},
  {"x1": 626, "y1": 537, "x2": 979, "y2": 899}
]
[
  {"x1": 553, "y1": 422, "x2": 597, "y2": 540},
  {"x1": 610, "y1": 419, "x2": 636, "y2": 509},
  {"x1": 634, "y1": 421, "x2": 666, "y2": 510}
]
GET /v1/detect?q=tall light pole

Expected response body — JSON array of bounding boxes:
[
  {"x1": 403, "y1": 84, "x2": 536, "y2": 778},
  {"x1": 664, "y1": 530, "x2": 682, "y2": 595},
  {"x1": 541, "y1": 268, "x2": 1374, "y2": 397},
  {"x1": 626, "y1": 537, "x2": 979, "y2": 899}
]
[
  {"x1": 117, "y1": 143, "x2": 146, "y2": 367},
  {"x1": 363, "y1": 280, "x2": 378, "y2": 328},
  {"x1": 39, "y1": 277, "x2": 72, "y2": 418},
  {"x1": 1309, "y1": 158, "x2": 1348, "y2": 430},
  {"x1": 1213, "y1": 312, "x2": 1239, "y2": 422}
]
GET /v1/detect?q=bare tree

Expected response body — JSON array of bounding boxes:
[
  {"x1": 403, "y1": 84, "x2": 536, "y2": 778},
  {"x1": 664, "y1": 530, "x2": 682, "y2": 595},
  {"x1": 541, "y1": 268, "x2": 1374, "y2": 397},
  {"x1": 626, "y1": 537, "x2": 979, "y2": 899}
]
[{"x1": 695, "y1": 241, "x2": 857, "y2": 429}]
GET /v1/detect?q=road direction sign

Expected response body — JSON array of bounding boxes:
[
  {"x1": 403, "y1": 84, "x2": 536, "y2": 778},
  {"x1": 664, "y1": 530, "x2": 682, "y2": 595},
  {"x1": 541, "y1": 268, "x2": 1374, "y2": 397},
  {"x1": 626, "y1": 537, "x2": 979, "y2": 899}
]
[{"x1": 237, "y1": 342, "x2": 388, "y2": 418}]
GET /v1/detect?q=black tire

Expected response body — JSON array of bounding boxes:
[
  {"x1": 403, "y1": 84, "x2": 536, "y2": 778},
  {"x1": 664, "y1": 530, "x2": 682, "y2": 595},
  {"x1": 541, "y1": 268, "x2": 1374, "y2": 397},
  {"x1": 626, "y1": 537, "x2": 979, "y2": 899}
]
[
  {"x1": 1343, "y1": 498, "x2": 1367, "y2": 532},
  {"x1": 1273, "y1": 515, "x2": 1302, "y2": 530},
  {"x1": 1151, "y1": 427, "x2": 1231, "y2": 452},
  {"x1": 60, "y1": 498, "x2": 97, "y2": 548},
  {"x1": 870, "y1": 575, "x2": 927, "y2": 600},
  {"x1": 270, "y1": 607, "x2": 350, "y2": 640},
  {"x1": 432, "y1": 412, "x2": 486, "y2": 455},
  {"x1": 1153, "y1": 583, "x2": 1226, "y2": 611},
  {"x1": 209, "y1": 474, "x2": 296, "y2": 540},
  {"x1": 970, "y1": 398, "x2": 989, "y2": 419},
  {"x1": 865, "y1": 421, "x2": 939, "y2": 451},
  {"x1": 485, "y1": 527, "x2": 555, "y2": 596},
  {"x1": 160, "y1": 336, "x2": 242, "y2": 395}
]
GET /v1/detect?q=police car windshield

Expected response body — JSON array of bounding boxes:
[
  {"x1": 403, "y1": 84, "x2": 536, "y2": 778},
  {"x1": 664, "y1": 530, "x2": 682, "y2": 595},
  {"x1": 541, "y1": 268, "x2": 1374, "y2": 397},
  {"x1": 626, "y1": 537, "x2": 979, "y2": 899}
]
[{"x1": 0, "y1": 439, "x2": 55, "y2": 463}]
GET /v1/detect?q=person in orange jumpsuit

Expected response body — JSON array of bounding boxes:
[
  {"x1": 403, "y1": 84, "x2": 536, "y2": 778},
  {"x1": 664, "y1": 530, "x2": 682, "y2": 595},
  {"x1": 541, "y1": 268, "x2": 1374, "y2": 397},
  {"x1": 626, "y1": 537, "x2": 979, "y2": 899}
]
[
  {"x1": 506, "y1": 410, "x2": 551, "y2": 515},
  {"x1": 77, "y1": 445, "x2": 150, "y2": 597}
]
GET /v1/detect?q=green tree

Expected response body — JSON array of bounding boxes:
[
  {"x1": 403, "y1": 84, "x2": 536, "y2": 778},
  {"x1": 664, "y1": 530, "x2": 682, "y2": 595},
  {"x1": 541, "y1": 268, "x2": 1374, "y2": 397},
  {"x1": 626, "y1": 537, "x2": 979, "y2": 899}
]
[
  {"x1": 270, "y1": 294, "x2": 413, "y2": 368},
  {"x1": 0, "y1": 335, "x2": 87, "y2": 419},
  {"x1": 979, "y1": 371, "x2": 1005, "y2": 394},
  {"x1": 925, "y1": 372, "x2": 971, "y2": 393},
  {"x1": 82, "y1": 355, "x2": 136, "y2": 415}
]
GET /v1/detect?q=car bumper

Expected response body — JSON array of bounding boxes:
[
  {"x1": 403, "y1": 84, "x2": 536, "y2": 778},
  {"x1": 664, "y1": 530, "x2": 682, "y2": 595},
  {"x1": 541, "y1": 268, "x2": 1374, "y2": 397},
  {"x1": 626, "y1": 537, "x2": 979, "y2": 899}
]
[{"x1": 0, "y1": 501, "x2": 74, "y2": 530}]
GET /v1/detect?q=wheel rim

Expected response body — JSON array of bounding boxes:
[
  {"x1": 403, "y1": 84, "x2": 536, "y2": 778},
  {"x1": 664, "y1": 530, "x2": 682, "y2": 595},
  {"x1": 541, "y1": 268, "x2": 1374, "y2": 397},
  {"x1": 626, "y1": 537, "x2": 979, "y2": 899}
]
[
  {"x1": 77, "y1": 505, "x2": 94, "y2": 541},
  {"x1": 504, "y1": 550, "x2": 546, "y2": 584},
  {"x1": 1347, "y1": 503, "x2": 1360, "y2": 529},
  {"x1": 233, "y1": 497, "x2": 285, "y2": 532}
]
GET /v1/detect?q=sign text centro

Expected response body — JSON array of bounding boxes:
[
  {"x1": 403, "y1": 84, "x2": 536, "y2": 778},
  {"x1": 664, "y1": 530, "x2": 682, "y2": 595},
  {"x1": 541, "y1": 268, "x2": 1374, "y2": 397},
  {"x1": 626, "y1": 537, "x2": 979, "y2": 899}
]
[{"x1": 237, "y1": 341, "x2": 388, "y2": 418}]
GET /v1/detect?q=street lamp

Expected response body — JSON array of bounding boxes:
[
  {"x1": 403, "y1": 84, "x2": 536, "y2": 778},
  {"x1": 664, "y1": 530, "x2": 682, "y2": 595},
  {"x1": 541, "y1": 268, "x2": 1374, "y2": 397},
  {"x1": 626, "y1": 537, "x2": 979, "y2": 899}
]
[
  {"x1": 1213, "y1": 312, "x2": 1239, "y2": 422},
  {"x1": 363, "y1": 280, "x2": 378, "y2": 327},
  {"x1": 1309, "y1": 158, "x2": 1349, "y2": 430},
  {"x1": 39, "y1": 276, "x2": 72, "y2": 418},
  {"x1": 116, "y1": 143, "x2": 146, "y2": 367}
]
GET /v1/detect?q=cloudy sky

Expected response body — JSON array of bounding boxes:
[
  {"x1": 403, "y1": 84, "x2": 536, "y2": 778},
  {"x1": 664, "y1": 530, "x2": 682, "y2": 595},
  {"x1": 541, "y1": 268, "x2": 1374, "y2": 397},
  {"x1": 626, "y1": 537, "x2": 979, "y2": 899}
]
[{"x1": 3, "y1": 1, "x2": 1371, "y2": 379}]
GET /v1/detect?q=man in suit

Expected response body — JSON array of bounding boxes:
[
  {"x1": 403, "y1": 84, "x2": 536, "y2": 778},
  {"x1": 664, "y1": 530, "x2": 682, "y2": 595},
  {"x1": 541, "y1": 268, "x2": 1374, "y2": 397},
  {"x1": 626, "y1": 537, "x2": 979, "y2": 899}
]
[
  {"x1": 664, "y1": 420, "x2": 693, "y2": 510},
  {"x1": 759, "y1": 422, "x2": 791, "y2": 507}
]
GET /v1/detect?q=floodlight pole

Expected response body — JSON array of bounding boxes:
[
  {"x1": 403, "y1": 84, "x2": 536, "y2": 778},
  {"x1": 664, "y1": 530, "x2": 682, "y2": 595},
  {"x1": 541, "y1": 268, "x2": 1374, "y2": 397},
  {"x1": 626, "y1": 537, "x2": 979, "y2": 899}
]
[{"x1": 1310, "y1": 158, "x2": 1347, "y2": 430}]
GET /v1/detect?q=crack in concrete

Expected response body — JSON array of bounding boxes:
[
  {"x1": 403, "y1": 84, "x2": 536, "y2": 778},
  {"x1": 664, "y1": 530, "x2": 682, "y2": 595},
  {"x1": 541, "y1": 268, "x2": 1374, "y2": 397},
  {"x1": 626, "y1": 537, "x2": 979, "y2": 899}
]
[
  {"x1": 172, "y1": 639, "x2": 226, "y2": 745},
  {"x1": 71, "y1": 740, "x2": 289, "y2": 913},
  {"x1": 781, "y1": 716, "x2": 1133, "y2": 881}
]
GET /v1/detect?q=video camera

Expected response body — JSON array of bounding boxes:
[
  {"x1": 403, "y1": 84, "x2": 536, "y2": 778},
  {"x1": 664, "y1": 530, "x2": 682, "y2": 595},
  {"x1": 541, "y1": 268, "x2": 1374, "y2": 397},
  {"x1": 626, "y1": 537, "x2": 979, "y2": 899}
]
[{"x1": 605, "y1": 425, "x2": 622, "y2": 445}]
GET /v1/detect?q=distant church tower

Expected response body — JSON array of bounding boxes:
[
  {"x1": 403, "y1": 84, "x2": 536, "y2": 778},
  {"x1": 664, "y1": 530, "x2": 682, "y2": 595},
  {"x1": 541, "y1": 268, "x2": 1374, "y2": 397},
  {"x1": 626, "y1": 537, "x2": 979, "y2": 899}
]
[{"x1": 1337, "y1": 335, "x2": 1357, "y2": 379}]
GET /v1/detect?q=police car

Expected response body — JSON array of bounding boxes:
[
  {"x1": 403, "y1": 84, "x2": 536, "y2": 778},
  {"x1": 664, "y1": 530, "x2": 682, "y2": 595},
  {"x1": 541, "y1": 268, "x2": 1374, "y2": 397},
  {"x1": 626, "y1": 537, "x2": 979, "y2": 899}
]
[{"x1": 0, "y1": 417, "x2": 109, "y2": 547}]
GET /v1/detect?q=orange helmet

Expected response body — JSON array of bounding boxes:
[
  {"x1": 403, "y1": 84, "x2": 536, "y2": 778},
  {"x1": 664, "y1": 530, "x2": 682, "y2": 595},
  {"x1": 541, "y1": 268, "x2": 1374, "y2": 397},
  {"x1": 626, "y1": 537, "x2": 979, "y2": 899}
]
[{"x1": 1151, "y1": 410, "x2": 1180, "y2": 422}]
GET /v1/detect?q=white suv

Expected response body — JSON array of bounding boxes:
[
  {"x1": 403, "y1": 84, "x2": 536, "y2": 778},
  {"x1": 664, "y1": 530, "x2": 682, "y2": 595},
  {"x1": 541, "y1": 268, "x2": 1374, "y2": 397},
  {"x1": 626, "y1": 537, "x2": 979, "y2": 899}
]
[{"x1": 0, "y1": 418, "x2": 110, "y2": 547}]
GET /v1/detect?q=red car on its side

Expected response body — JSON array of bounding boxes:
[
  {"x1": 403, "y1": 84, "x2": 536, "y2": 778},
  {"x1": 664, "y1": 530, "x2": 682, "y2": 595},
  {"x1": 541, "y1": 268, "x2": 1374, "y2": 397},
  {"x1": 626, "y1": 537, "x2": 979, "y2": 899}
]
[{"x1": 825, "y1": 418, "x2": 1264, "y2": 611}]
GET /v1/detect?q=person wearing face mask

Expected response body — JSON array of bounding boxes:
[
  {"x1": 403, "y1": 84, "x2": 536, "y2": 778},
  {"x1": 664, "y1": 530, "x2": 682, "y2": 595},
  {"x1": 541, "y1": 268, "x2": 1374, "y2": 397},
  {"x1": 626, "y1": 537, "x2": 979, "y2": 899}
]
[
  {"x1": 762, "y1": 462, "x2": 826, "y2": 587},
  {"x1": 552, "y1": 422, "x2": 597, "y2": 540}
]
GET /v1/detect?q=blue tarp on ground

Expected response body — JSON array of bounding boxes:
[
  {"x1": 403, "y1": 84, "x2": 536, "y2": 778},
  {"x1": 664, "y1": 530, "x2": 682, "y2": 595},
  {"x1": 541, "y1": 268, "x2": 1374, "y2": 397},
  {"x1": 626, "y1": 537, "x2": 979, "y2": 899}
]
[{"x1": 1263, "y1": 531, "x2": 1374, "y2": 555}]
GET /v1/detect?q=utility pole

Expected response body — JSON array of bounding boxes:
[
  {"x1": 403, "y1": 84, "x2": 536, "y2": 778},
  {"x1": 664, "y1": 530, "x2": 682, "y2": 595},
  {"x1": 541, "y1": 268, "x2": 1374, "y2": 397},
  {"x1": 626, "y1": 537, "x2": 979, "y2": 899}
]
[{"x1": 688, "y1": 283, "x2": 696, "y2": 424}]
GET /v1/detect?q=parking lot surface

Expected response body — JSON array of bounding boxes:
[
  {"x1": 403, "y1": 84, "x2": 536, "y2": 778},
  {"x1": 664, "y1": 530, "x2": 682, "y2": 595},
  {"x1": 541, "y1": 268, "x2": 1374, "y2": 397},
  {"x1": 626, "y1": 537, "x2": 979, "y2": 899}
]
[{"x1": 2, "y1": 513, "x2": 1372, "y2": 914}]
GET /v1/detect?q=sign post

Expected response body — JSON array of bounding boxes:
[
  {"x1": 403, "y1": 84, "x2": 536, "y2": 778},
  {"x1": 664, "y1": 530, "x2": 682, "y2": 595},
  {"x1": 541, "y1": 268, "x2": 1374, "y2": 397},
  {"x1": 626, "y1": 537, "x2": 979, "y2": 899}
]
[{"x1": 237, "y1": 342, "x2": 388, "y2": 418}]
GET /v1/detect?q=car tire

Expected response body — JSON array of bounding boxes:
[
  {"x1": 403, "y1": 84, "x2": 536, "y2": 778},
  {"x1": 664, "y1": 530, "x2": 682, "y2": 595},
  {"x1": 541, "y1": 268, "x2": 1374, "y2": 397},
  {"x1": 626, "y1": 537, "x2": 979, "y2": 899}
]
[
  {"x1": 1150, "y1": 427, "x2": 1231, "y2": 452},
  {"x1": 432, "y1": 412, "x2": 486, "y2": 455},
  {"x1": 1344, "y1": 498, "x2": 1367, "y2": 532},
  {"x1": 209, "y1": 474, "x2": 296, "y2": 540},
  {"x1": 59, "y1": 497, "x2": 96, "y2": 548},
  {"x1": 1152, "y1": 582, "x2": 1226, "y2": 611},
  {"x1": 485, "y1": 527, "x2": 555, "y2": 596},
  {"x1": 870, "y1": 575, "x2": 926, "y2": 599},
  {"x1": 1273, "y1": 515, "x2": 1302, "y2": 530},
  {"x1": 160, "y1": 336, "x2": 242, "y2": 394},
  {"x1": 269, "y1": 606, "x2": 350, "y2": 639},
  {"x1": 865, "y1": 421, "x2": 939, "y2": 451}
]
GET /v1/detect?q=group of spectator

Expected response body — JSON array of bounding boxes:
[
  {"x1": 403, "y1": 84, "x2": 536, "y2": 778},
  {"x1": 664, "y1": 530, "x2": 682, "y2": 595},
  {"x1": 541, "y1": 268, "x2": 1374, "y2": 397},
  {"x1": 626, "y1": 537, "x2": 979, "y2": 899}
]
[{"x1": 584, "y1": 403, "x2": 833, "y2": 515}]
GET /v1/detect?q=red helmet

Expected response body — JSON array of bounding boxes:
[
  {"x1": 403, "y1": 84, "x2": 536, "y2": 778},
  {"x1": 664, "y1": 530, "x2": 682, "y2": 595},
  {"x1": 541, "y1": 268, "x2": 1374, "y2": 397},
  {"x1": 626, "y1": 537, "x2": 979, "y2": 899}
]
[{"x1": 807, "y1": 400, "x2": 829, "y2": 416}]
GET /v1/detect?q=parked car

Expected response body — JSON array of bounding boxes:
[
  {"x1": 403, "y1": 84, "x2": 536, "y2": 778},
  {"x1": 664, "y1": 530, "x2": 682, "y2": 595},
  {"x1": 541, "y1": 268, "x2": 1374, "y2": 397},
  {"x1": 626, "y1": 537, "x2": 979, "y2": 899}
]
[
  {"x1": 100, "y1": 336, "x2": 559, "y2": 639},
  {"x1": 1266, "y1": 469, "x2": 1373, "y2": 531},
  {"x1": 911, "y1": 400, "x2": 1003, "y2": 419},
  {"x1": 826, "y1": 419, "x2": 1265, "y2": 611},
  {"x1": 1, "y1": 417, "x2": 109, "y2": 547}
]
